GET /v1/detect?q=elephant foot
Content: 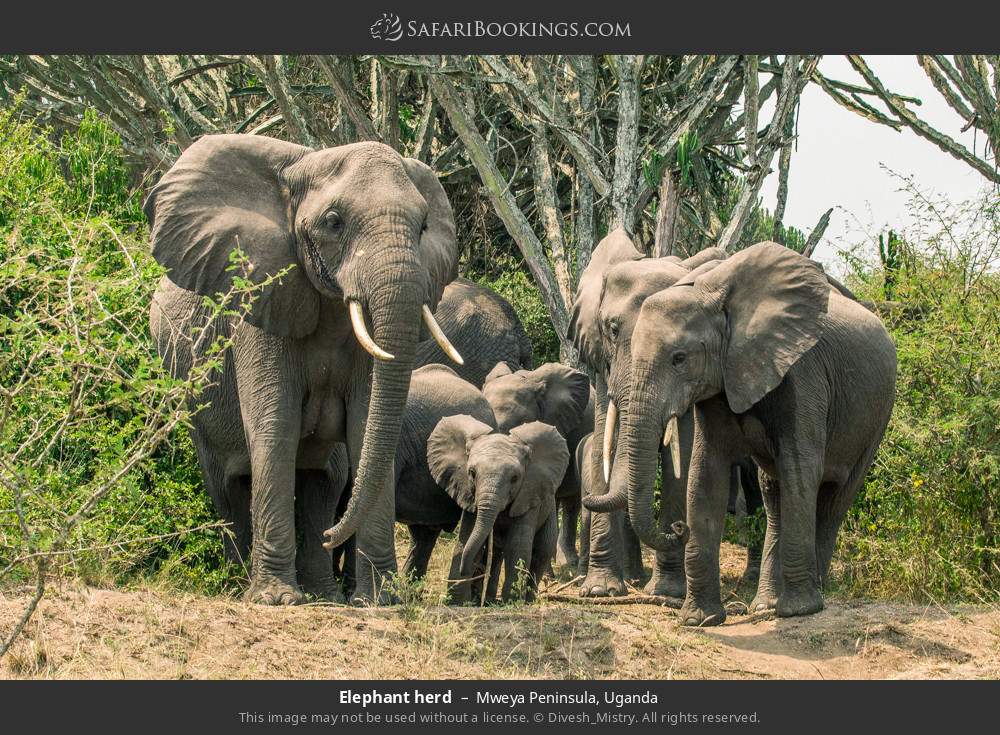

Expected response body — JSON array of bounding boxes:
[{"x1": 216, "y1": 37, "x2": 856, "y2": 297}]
[
  {"x1": 749, "y1": 592, "x2": 777, "y2": 614},
  {"x1": 679, "y1": 599, "x2": 727, "y2": 627},
  {"x1": 298, "y1": 570, "x2": 346, "y2": 603},
  {"x1": 350, "y1": 575, "x2": 399, "y2": 606},
  {"x1": 776, "y1": 586, "x2": 824, "y2": 618},
  {"x1": 579, "y1": 566, "x2": 626, "y2": 597},
  {"x1": 643, "y1": 571, "x2": 686, "y2": 602},
  {"x1": 248, "y1": 576, "x2": 305, "y2": 606}
]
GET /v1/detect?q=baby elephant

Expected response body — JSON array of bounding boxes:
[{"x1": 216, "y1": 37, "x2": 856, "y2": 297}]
[{"x1": 428, "y1": 417, "x2": 569, "y2": 603}]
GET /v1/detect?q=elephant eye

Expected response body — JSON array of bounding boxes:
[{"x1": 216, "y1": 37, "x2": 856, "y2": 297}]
[
  {"x1": 420, "y1": 218, "x2": 429, "y2": 234},
  {"x1": 510, "y1": 474, "x2": 519, "y2": 485},
  {"x1": 672, "y1": 351, "x2": 687, "y2": 366},
  {"x1": 324, "y1": 210, "x2": 343, "y2": 229},
  {"x1": 607, "y1": 320, "x2": 620, "y2": 341},
  {"x1": 468, "y1": 467, "x2": 477, "y2": 481}
]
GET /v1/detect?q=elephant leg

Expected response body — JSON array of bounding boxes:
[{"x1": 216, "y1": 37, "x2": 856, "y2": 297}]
[
  {"x1": 500, "y1": 521, "x2": 537, "y2": 603},
  {"x1": 774, "y1": 437, "x2": 825, "y2": 618},
  {"x1": 622, "y1": 515, "x2": 645, "y2": 583},
  {"x1": 346, "y1": 394, "x2": 398, "y2": 606},
  {"x1": 739, "y1": 460, "x2": 764, "y2": 588},
  {"x1": 193, "y1": 437, "x2": 251, "y2": 568},
  {"x1": 645, "y1": 443, "x2": 688, "y2": 599},
  {"x1": 484, "y1": 532, "x2": 504, "y2": 605},
  {"x1": 327, "y1": 446, "x2": 353, "y2": 582},
  {"x1": 555, "y1": 493, "x2": 581, "y2": 571},
  {"x1": 576, "y1": 507, "x2": 591, "y2": 577},
  {"x1": 294, "y1": 469, "x2": 344, "y2": 602},
  {"x1": 446, "y1": 511, "x2": 478, "y2": 604},
  {"x1": 750, "y1": 471, "x2": 783, "y2": 613},
  {"x1": 580, "y1": 415, "x2": 627, "y2": 597},
  {"x1": 816, "y1": 444, "x2": 877, "y2": 587},
  {"x1": 679, "y1": 410, "x2": 733, "y2": 627},
  {"x1": 527, "y1": 509, "x2": 559, "y2": 601},
  {"x1": 580, "y1": 508, "x2": 626, "y2": 597},
  {"x1": 237, "y1": 350, "x2": 304, "y2": 606},
  {"x1": 402, "y1": 525, "x2": 441, "y2": 580}
]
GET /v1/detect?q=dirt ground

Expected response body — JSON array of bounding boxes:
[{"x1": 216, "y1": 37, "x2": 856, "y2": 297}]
[{"x1": 2, "y1": 539, "x2": 998, "y2": 680}]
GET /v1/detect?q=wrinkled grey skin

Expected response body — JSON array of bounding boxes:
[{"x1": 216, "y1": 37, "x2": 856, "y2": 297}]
[
  {"x1": 148, "y1": 135, "x2": 457, "y2": 605},
  {"x1": 415, "y1": 278, "x2": 533, "y2": 387},
  {"x1": 392, "y1": 364, "x2": 497, "y2": 599},
  {"x1": 568, "y1": 229, "x2": 729, "y2": 597},
  {"x1": 576, "y1": 234, "x2": 766, "y2": 600},
  {"x1": 481, "y1": 362, "x2": 594, "y2": 574},
  {"x1": 330, "y1": 277, "x2": 532, "y2": 591},
  {"x1": 428, "y1": 418, "x2": 569, "y2": 603},
  {"x1": 621, "y1": 242, "x2": 896, "y2": 625}
]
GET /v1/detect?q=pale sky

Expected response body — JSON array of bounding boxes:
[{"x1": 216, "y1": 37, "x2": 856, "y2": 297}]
[{"x1": 758, "y1": 55, "x2": 992, "y2": 273}]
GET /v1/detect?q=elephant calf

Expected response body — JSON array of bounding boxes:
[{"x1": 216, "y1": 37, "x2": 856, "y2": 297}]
[
  {"x1": 482, "y1": 362, "x2": 594, "y2": 576},
  {"x1": 392, "y1": 364, "x2": 497, "y2": 587},
  {"x1": 428, "y1": 416, "x2": 570, "y2": 603}
]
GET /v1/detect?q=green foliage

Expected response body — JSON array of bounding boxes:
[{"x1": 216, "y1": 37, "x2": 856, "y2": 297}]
[
  {"x1": 469, "y1": 257, "x2": 561, "y2": 365},
  {"x1": 0, "y1": 103, "x2": 238, "y2": 595},
  {"x1": 834, "y1": 187, "x2": 1000, "y2": 602}
]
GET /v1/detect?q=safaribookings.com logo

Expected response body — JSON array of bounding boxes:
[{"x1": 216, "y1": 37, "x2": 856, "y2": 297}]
[{"x1": 370, "y1": 13, "x2": 631, "y2": 41}]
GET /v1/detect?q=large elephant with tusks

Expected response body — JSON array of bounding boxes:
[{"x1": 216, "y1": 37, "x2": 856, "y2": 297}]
[{"x1": 147, "y1": 134, "x2": 461, "y2": 605}]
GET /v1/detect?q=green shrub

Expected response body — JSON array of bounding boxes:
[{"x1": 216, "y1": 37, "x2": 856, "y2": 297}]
[
  {"x1": 469, "y1": 257, "x2": 561, "y2": 365},
  {"x1": 0, "y1": 102, "x2": 238, "y2": 596},
  {"x1": 833, "y1": 185, "x2": 1000, "y2": 602}
]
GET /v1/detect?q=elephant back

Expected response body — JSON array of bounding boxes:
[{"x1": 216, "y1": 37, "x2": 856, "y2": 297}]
[{"x1": 415, "y1": 278, "x2": 533, "y2": 387}]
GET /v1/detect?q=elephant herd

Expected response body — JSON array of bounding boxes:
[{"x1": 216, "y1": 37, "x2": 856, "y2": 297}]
[{"x1": 147, "y1": 136, "x2": 896, "y2": 625}]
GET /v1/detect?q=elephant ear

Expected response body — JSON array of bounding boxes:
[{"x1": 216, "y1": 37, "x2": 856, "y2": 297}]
[
  {"x1": 144, "y1": 134, "x2": 320, "y2": 338},
  {"x1": 529, "y1": 363, "x2": 591, "y2": 437},
  {"x1": 427, "y1": 415, "x2": 494, "y2": 512},
  {"x1": 402, "y1": 158, "x2": 458, "y2": 307},
  {"x1": 692, "y1": 241, "x2": 831, "y2": 414},
  {"x1": 508, "y1": 422, "x2": 569, "y2": 517},
  {"x1": 567, "y1": 227, "x2": 643, "y2": 369},
  {"x1": 484, "y1": 361, "x2": 516, "y2": 385}
]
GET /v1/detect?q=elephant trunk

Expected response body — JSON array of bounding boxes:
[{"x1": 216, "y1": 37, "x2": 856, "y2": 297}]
[
  {"x1": 323, "y1": 246, "x2": 425, "y2": 548},
  {"x1": 460, "y1": 493, "x2": 502, "y2": 579},
  {"x1": 583, "y1": 372, "x2": 629, "y2": 513},
  {"x1": 624, "y1": 370, "x2": 688, "y2": 552}
]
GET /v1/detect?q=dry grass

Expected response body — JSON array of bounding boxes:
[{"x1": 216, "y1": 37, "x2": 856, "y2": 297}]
[{"x1": 2, "y1": 533, "x2": 998, "y2": 680}]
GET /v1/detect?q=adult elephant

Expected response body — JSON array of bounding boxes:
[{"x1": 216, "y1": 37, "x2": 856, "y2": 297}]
[
  {"x1": 147, "y1": 135, "x2": 460, "y2": 605},
  {"x1": 577, "y1": 235, "x2": 765, "y2": 600},
  {"x1": 568, "y1": 228, "x2": 733, "y2": 597},
  {"x1": 481, "y1": 362, "x2": 595, "y2": 575},
  {"x1": 415, "y1": 278, "x2": 533, "y2": 387},
  {"x1": 618, "y1": 242, "x2": 896, "y2": 625}
]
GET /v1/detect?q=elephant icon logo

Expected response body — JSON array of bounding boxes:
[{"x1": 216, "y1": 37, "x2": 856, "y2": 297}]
[{"x1": 370, "y1": 13, "x2": 404, "y2": 42}]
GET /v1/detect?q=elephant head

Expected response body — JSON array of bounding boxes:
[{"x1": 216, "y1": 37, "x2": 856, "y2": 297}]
[
  {"x1": 623, "y1": 241, "x2": 831, "y2": 550},
  {"x1": 569, "y1": 232, "x2": 727, "y2": 512},
  {"x1": 482, "y1": 362, "x2": 590, "y2": 438},
  {"x1": 144, "y1": 134, "x2": 460, "y2": 547},
  {"x1": 427, "y1": 417, "x2": 569, "y2": 578}
]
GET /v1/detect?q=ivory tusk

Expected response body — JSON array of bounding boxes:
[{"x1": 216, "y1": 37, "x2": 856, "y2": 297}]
[
  {"x1": 348, "y1": 300, "x2": 395, "y2": 361},
  {"x1": 421, "y1": 304, "x2": 464, "y2": 366},
  {"x1": 603, "y1": 400, "x2": 618, "y2": 483},
  {"x1": 662, "y1": 415, "x2": 681, "y2": 479}
]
